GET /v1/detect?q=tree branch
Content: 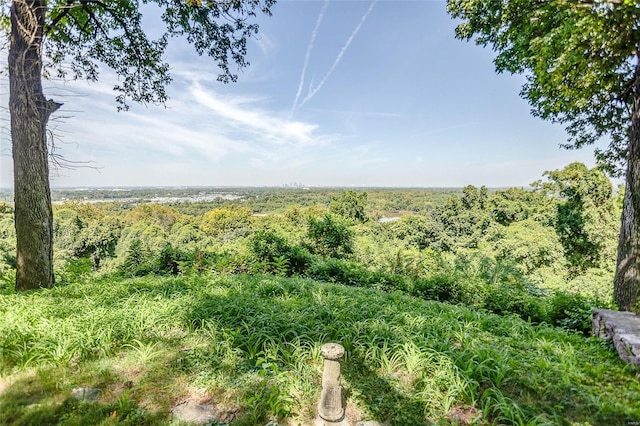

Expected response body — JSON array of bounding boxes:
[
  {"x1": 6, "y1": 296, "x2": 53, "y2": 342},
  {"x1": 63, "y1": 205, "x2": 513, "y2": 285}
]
[
  {"x1": 79, "y1": 0, "x2": 148, "y2": 65},
  {"x1": 46, "y1": 0, "x2": 78, "y2": 34}
]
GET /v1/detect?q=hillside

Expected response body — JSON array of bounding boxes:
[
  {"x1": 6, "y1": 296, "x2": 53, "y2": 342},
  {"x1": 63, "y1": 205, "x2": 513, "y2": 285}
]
[{"x1": 1, "y1": 273, "x2": 639, "y2": 425}]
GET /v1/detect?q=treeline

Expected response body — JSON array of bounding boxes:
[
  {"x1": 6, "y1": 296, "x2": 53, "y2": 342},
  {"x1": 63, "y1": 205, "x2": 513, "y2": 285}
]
[
  {"x1": 41, "y1": 187, "x2": 462, "y2": 215},
  {"x1": 0, "y1": 163, "x2": 621, "y2": 333}
]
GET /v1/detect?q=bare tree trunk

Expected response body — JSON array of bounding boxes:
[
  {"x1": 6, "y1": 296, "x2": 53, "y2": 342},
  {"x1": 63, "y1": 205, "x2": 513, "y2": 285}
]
[
  {"x1": 614, "y1": 57, "x2": 640, "y2": 311},
  {"x1": 9, "y1": 0, "x2": 60, "y2": 290}
]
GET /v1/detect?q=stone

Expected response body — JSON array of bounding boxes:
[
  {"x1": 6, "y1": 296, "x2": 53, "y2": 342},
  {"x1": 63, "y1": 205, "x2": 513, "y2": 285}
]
[
  {"x1": 318, "y1": 343, "x2": 345, "y2": 423},
  {"x1": 171, "y1": 401, "x2": 217, "y2": 424},
  {"x1": 71, "y1": 387, "x2": 101, "y2": 401},
  {"x1": 171, "y1": 399, "x2": 238, "y2": 425},
  {"x1": 356, "y1": 421, "x2": 382, "y2": 426},
  {"x1": 321, "y1": 342, "x2": 345, "y2": 360},
  {"x1": 593, "y1": 309, "x2": 640, "y2": 366}
]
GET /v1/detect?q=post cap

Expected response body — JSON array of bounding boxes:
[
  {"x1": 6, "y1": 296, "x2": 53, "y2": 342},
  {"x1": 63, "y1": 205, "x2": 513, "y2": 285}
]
[{"x1": 321, "y1": 342, "x2": 345, "y2": 360}]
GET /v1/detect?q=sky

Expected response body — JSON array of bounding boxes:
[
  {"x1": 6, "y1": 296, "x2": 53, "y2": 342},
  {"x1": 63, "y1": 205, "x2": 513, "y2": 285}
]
[{"x1": 0, "y1": 0, "x2": 612, "y2": 188}]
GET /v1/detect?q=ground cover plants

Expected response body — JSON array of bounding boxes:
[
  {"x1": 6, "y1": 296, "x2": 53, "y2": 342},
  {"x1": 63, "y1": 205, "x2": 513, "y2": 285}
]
[
  {"x1": 0, "y1": 163, "x2": 636, "y2": 424},
  {"x1": 1, "y1": 274, "x2": 639, "y2": 425}
]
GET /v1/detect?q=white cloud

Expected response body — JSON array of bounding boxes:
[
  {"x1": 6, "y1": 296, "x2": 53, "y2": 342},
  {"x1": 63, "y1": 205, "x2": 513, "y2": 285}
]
[{"x1": 190, "y1": 82, "x2": 329, "y2": 147}]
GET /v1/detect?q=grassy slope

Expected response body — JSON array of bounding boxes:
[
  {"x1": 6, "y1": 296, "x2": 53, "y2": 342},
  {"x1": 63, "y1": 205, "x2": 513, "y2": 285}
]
[{"x1": 0, "y1": 274, "x2": 639, "y2": 425}]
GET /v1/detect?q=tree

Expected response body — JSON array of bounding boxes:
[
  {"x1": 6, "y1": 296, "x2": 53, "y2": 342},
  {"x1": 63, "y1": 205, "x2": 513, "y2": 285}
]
[
  {"x1": 200, "y1": 205, "x2": 253, "y2": 238},
  {"x1": 533, "y1": 162, "x2": 617, "y2": 274},
  {"x1": 329, "y1": 190, "x2": 368, "y2": 223},
  {"x1": 306, "y1": 214, "x2": 354, "y2": 258},
  {"x1": 447, "y1": 0, "x2": 640, "y2": 310},
  {"x1": 490, "y1": 187, "x2": 550, "y2": 226},
  {"x1": 3, "y1": 0, "x2": 274, "y2": 290},
  {"x1": 432, "y1": 185, "x2": 492, "y2": 251}
]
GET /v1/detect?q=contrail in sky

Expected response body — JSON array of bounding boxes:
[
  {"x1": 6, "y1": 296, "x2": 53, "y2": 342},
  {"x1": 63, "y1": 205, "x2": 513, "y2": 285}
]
[
  {"x1": 291, "y1": 0, "x2": 329, "y2": 116},
  {"x1": 297, "y1": 0, "x2": 377, "y2": 110}
]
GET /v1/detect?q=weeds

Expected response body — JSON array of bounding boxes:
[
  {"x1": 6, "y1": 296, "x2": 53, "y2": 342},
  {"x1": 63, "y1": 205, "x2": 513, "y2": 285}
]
[{"x1": 0, "y1": 274, "x2": 639, "y2": 424}]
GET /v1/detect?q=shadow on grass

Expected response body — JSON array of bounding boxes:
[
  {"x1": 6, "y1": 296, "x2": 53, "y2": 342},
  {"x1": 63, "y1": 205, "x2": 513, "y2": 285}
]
[
  {"x1": 0, "y1": 348, "x2": 187, "y2": 425},
  {"x1": 182, "y1": 274, "x2": 640, "y2": 425},
  {"x1": 0, "y1": 373, "x2": 163, "y2": 425},
  {"x1": 3, "y1": 274, "x2": 640, "y2": 425},
  {"x1": 182, "y1": 276, "x2": 436, "y2": 424},
  {"x1": 342, "y1": 352, "x2": 431, "y2": 425}
]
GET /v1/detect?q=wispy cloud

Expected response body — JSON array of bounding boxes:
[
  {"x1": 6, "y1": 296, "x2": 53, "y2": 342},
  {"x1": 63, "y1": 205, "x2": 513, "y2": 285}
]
[
  {"x1": 190, "y1": 82, "x2": 329, "y2": 147},
  {"x1": 297, "y1": 0, "x2": 377, "y2": 110},
  {"x1": 291, "y1": 0, "x2": 329, "y2": 116}
]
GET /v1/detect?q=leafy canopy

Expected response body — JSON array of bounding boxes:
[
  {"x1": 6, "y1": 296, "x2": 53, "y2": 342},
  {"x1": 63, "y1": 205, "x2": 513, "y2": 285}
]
[
  {"x1": 1, "y1": 0, "x2": 275, "y2": 109},
  {"x1": 447, "y1": 0, "x2": 640, "y2": 175}
]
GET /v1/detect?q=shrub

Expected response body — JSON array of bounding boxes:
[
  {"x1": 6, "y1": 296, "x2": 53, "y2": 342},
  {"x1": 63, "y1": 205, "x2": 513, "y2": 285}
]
[
  {"x1": 248, "y1": 231, "x2": 312, "y2": 276},
  {"x1": 412, "y1": 274, "x2": 466, "y2": 304},
  {"x1": 547, "y1": 291, "x2": 595, "y2": 334},
  {"x1": 307, "y1": 258, "x2": 370, "y2": 286},
  {"x1": 119, "y1": 239, "x2": 155, "y2": 277},
  {"x1": 484, "y1": 283, "x2": 548, "y2": 323},
  {"x1": 306, "y1": 214, "x2": 354, "y2": 258},
  {"x1": 156, "y1": 244, "x2": 185, "y2": 275},
  {"x1": 201, "y1": 205, "x2": 253, "y2": 238}
]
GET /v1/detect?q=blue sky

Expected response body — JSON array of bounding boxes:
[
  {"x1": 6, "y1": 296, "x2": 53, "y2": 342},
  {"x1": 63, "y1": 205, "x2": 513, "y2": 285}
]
[{"x1": 0, "y1": 0, "x2": 610, "y2": 188}]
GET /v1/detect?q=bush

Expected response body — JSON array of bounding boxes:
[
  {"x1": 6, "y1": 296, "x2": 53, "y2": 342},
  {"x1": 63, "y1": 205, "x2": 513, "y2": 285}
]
[
  {"x1": 201, "y1": 205, "x2": 253, "y2": 238},
  {"x1": 484, "y1": 283, "x2": 548, "y2": 323},
  {"x1": 307, "y1": 258, "x2": 371, "y2": 287},
  {"x1": 547, "y1": 291, "x2": 596, "y2": 334},
  {"x1": 306, "y1": 214, "x2": 354, "y2": 258},
  {"x1": 248, "y1": 231, "x2": 312, "y2": 276},
  {"x1": 192, "y1": 250, "x2": 242, "y2": 274},
  {"x1": 119, "y1": 239, "x2": 155, "y2": 277},
  {"x1": 412, "y1": 274, "x2": 466, "y2": 304}
]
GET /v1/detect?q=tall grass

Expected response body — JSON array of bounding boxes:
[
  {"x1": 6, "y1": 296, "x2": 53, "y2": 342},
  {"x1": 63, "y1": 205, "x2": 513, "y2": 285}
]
[{"x1": 0, "y1": 273, "x2": 638, "y2": 424}]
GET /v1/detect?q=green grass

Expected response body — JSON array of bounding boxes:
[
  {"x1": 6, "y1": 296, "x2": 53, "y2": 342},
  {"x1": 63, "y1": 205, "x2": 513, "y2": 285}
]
[{"x1": 0, "y1": 273, "x2": 639, "y2": 425}]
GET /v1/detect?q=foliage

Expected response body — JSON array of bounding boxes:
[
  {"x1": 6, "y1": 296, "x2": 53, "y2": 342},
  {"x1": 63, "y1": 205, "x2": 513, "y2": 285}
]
[
  {"x1": 0, "y1": 163, "x2": 621, "y2": 322},
  {"x1": 124, "y1": 204, "x2": 184, "y2": 232},
  {"x1": 447, "y1": 0, "x2": 639, "y2": 174},
  {"x1": 430, "y1": 185, "x2": 493, "y2": 251},
  {"x1": 490, "y1": 187, "x2": 551, "y2": 226},
  {"x1": 387, "y1": 215, "x2": 447, "y2": 251},
  {"x1": 0, "y1": 274, "x2": 638, "y2": 424},
  {"x1": 201, "y1": 205, "x2": 253, "y2": 239},
  {"x1": 446, "y1": 0, "x2": 640, "y2": 310},
  {"x1": 490, "y1": 218, "x2": 566, "y2": 281},
  {"x1": 248, "y1": 230, "x2": 311, "y2": 276},
  {"x1": 329, "y1": 190, "x2": 368, "y2": 223},
  {"x1": 0, "y1": 0, "x2": 279, "y2": 109},
  {"x1": 534, "y1": 162, "x2": 618, "y2": 274},
  {"x1": 306, "y1": 214, "x2": 354, "y2": 258},
  {"x1": 0, "y1": 209, "x2": 16, "y2": 292},
  {"x1": 0, "y1": 167, "x2": 631, "y2": 422}
]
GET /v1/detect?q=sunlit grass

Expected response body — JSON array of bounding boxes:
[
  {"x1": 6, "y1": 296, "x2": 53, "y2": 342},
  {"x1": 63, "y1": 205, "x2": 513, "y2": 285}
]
[{"x1": 0, "y1": 273, "x2": 639, "y2": 424}]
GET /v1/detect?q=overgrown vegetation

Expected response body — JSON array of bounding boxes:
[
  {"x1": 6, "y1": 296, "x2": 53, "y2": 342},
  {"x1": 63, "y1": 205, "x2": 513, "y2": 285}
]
[
  {"x1": 0, "y1": 163, "x2": 635, "y2": 424},
  {"x1": 1, "y1": 274, "x2": 639, "y2": 425}
]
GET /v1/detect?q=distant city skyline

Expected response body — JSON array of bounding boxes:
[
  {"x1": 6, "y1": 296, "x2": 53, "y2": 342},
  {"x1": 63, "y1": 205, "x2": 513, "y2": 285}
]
[{"x1": 0, "y1": 1, "x2": 612, "y2": 189}]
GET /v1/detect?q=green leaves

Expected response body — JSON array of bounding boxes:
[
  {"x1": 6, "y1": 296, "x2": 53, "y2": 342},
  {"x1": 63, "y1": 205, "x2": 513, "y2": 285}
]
[
  {"x1": 329, "y1": 190, "x2": 368, "y2": 224},
  {"x1": 446, "y1": 0, "x2": 639, "y2": 175},
  {"x1": 38, "y1": 0, "x2": 275, "y2": 109}
]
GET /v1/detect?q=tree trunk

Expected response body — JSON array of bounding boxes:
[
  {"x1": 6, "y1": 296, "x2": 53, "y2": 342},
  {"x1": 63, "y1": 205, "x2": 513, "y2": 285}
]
[
  {"x1": 614, "y1": 56, "x2": 640, "y2": 311},
  {"x1": 9, "y1": 0, "x2": 60, "y2": 290}
]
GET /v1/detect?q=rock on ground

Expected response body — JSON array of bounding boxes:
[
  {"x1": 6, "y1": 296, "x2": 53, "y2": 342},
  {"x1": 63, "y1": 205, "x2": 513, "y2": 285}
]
[
  {"x1": 593, "y1": 309, "x2": 640, "y2": 366},
  {"x1": 171, "y1": 399, "x2": 238, "y2": 425},
  {"x1": 71, "y1": 387, "x2": 101, "y2": 401}
]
